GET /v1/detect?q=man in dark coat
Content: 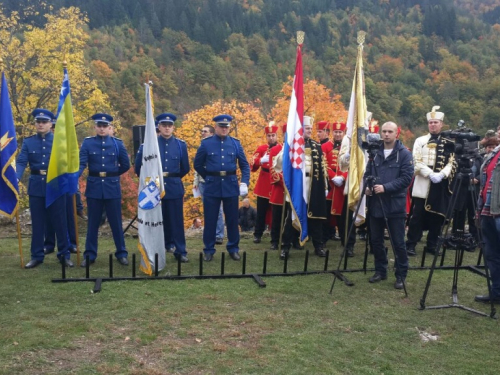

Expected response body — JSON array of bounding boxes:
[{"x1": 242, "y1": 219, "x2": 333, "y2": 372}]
[
  {"x1": 238, "y1": 198, "x2": 256, "y2": 231},
  {"x1": 365, "y1": 122, "x2": 414, "y2": 289}
]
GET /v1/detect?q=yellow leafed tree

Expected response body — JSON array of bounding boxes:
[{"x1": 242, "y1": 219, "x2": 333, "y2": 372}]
[
  {"x1": 0, "y1": 6, "x2": 112, "y2": 139},
  {"x1": 176, "y1": 100, "x2": 266, "y2": 227}
]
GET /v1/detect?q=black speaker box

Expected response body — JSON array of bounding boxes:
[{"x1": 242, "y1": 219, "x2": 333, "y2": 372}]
[{"x1": 132, "y1": 125, "x2": 146, "y2": 160}]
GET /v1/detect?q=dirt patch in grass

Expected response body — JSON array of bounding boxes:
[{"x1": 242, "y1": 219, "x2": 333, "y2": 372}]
[{"x1": 7, "y1": 314, "x2": 272, "y2": 375}]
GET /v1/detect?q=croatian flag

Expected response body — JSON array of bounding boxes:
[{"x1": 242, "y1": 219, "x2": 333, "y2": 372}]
[{"x1": 282, "y1": 41, "x2": 308, "y2": 244}]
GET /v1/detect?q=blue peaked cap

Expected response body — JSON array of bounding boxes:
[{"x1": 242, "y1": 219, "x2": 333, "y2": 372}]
[
  {"x1": 92, "y1": 113, "x2": 113, "y2": 125},
  {"x1": 32, "y1": 108, "x2": 55, "y2": 121},
  {"x1": 213, "y1": 114, "x2": 233, "y2": 126},
  {"x1": 156, "y1": 112, "x2": 177, "y2": 124}
]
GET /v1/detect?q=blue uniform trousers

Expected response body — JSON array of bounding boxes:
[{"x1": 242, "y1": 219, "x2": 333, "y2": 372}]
[
  {"x1": 161, "y1": 198, "x2": 187, "y2": 256},
  {"x1": 44, "y1": 194, "x2": 77, "y2": 251},
  {"x1": 198, "y1": 181, "x2": 224, "y2": 239},
  {"x1": 84, "y1": 197, "x2": 127, "y2": 261},
  {"x1": 369, "y1": 215, "x2": 408, "y2": 279},
  {"x1": 29, "y1": 195, "x2": 70, "y2": 261},
  {"x1": 203, "y1": 195, "x2": 239, "y2": 255},
  {"x1": 481, "y1": 216, "x2": 500, "y2": 299}
]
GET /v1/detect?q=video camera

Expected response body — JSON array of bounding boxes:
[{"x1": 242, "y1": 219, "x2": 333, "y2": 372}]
[
  {"x1": 441, "y1": 120, "x2": 480, "y2": 156},
  {"x1": 361, "y1": 133, "x2": 382, "y2": 155}
]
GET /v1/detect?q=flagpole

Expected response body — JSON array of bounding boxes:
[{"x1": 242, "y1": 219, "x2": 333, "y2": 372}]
[
  {"x1": 73, "y1": 194, "x2": 80, "y2": 265},
  {"x1": 15, "y1": 207, "x2": 24, "y2": 268}
]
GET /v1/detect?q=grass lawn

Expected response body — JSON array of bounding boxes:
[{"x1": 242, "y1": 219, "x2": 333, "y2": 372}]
[{"x1": 0, "y1": 231, "x2": 498, "y2": 375}]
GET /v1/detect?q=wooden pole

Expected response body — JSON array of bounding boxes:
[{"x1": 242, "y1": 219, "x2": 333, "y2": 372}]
[
  {"x1": 15, "y1": 208, "x2": 24, "y2": 268},
  {"x1": 73, "y1": 194, "x2": 80, "y2": 265}
]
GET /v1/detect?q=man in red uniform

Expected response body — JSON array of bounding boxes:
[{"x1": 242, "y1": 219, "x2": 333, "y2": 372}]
[
  {"x1": 251, "y1": 121, "x2": 279, "y2": 244},
  {"x1": 269, "y1": 124, "x2": 286, "y2": 250},
  {"x1": 317, "y1": 121, "x2": 347, "y2": 244}
]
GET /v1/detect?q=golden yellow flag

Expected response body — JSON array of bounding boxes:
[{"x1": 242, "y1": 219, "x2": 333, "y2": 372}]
[{"x1": 346, "y1": 31, "x2": 368, "y2": 225}]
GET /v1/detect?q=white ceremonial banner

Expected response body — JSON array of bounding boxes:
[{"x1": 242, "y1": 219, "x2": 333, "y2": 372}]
[{"x1": 137, "y1": 83, "x2": 166, "y2": 275}]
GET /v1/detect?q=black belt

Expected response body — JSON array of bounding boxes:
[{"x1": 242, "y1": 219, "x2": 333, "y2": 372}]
[
  {"x1": 89, "y1": 171, "x2": 120, "y2": 177},
  {"x1": 206, "y1": 171, "x2": 236, "y2": 176},
  {"x1": 163, "y1": 172, "x2": 181, "y2": 177},
  {"x1": 262, "y1": 167, "x2": 270, "y2": 173},
  {"x1": 31, "y1": 169, "x2": 47, "y2": 175}
]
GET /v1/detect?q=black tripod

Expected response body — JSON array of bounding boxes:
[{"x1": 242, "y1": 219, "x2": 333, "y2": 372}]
[
  {"x1": 330, "y1": 150, "x2": 408, "y2": 296},
  {"x1": 419, "y1": 162, "x2": 497, "y2": 318}
]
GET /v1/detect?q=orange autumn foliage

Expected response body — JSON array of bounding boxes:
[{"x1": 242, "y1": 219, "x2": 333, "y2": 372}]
[
  {"x1": 269, "y1": 78, "x2": 347, "y2": 138},
  {"x1": 176, "y1": 100, "x2": 266, "y2": 227}
]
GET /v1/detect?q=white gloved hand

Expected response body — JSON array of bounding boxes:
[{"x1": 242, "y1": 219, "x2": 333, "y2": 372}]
[
  {"x1": 260, "y1": 154, "x2": 269, "y2": 164},
  {"x1": 332, "y1": 176, "x2": 344, "y2": 187},
  {"x1": 239, "y1": 183, "x2": 248, "y2": 196},
  {"x1": 325, "y1": 190, "x2": 329, "y2": 197},
  {"x1": 344, "y1": 152, "x2": 350, "y2": 163},
  {"x1": 430, "y1": 172, "x2": 444, "y2": 183}
]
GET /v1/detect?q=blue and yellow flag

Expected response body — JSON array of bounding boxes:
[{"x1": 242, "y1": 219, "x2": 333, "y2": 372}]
[
  {"x1": 0, "y1": 72, "x2": 19, "y2": 218},
  {"x1": 46, "y1": 68, "x2": 79, "y2": 208}
]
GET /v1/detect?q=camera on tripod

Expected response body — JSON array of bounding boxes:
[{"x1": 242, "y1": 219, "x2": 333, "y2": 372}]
[
  {"x1": 442, "y1": 120, "x2": 481, "y2": 252},
  {"x1": 441, "y1": 120, "x2": 480, "y2": 156},
  {"x1": 361, "y1": 133, "x2": 382, "y2": 155}
]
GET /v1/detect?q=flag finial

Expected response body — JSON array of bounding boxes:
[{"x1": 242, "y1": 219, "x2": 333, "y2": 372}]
[
  {"x1": 297, "y1": 31, "x2": 305, "y2": 45},
  {"x1": 357, "y1": 31, "x2": 366, "y2": 45}
]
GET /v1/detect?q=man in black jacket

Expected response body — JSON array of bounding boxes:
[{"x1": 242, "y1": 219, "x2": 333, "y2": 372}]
[
  {"x1": 365, "y1": 122, "x2": 414, "y2": 289},
  {"x1": 238, "y1": 198, "x2": 257, "y2": 232}
]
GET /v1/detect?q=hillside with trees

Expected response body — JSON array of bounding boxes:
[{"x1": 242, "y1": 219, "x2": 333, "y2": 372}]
[{"x1": 3, "y1": 0, "x2": 500, "y2": 135}]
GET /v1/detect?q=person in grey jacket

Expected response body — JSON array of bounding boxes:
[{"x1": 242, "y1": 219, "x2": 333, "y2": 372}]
[{"x1": 364, "y1": 122, "x2": 414, "y2": 289}]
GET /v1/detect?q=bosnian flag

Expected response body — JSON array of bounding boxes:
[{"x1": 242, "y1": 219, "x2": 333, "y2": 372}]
[{"x1": 282, "y1": 39, "x2": 308, "y2": 244}]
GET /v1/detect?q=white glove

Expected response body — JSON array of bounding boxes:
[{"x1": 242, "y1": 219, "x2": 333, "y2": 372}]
[
  {"x1": 260, "y1": 154, "x2": 269, "y2": 164},
  {"x1": 325, "y1": 190, "x2": 329, "y2": 197},
  {"x1": 332, "y1": 176, "x2": 344, "y2": 187},
  {"x1": 344, "y1": 152, "x2": 350, "y2": 163},
  {"x1": 430, "y1": 172, "x2": 444, "y2": 184},
  {"x1": 239, "y1": 183, "x2": 248, "y2": 196}
]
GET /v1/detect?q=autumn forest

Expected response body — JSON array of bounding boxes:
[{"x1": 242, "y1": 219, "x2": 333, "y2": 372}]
[{"x1": 2, "y1": 0, "x2": 500, "y2": 221}]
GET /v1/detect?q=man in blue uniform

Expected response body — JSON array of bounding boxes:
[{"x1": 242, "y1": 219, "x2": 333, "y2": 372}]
[
  {"x1": 194, "y1": 114, "x2": 250, "y2": 261},
  {"x1": 135, "y1": 112, "x2": 190, "y2": 262},
  {"x1": 79, "y1": 113, "x2": 130, "y2": 267},
  {"x1": 16, "y1": 109, "x2": 73, "y2": 268}
]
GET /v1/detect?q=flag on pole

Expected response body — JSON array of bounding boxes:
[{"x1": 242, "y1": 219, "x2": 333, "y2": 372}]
[
  {"x1": 0, "y1": 72, "x2": 19, "y2": 218},
  {"x1": 282, "y1": 31, "x2": 308, "y2": 244},
  {"x1": 46, "y1": 68, "x2": 79, "y2": 207},
  {"x1": 137, "y1": 83, "x2": 166, "y2": 275},
  {"x1": 345, "y1": 31, "x2": 368, "y2": 225}
]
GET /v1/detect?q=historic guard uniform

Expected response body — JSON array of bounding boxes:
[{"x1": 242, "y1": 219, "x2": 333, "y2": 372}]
[
  {"x1": 193, "y1": 114, "x2": 250, "y2": 261},
  {"x1": 281, "y1": 116, "x2": 328, "y2": 259},
  {"x1": 251, "y1": 121, "x2": 278, "y2": 244},
  {"x1": 406, "y1": 106, "x2": 456, "y2": 255},
  {"x1": 16, "y1": 109, "x2": 72, "y2": 268},
  {"x1": 79, "y1": 113, "x2": 131, "y2": 266},
  {"x1": 135, "y1": 113, "x2": 190, "y2": 262}
]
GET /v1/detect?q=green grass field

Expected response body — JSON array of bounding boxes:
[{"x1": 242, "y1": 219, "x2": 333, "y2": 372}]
[{"x1": 1, "y1": 232, "x2": 498, "y2": 375}]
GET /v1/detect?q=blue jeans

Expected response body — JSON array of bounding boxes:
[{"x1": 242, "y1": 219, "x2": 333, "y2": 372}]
[
  {"x1": 199, "y1": 182, "x2": 224, "y2": 239},
  {"x1": 481, "y1": 215, "x2": 500, "y2": 298},
  {"x1": 369, "y1": 215, "x2": 408, "y2": 279}
]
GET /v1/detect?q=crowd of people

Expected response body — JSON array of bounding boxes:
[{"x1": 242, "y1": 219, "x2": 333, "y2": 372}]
[{"x1": 16, "y1": 105, "x2": 500, "y2": 302}]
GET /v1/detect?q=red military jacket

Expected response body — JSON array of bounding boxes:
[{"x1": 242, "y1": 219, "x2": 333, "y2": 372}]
[
  {"x1": 327, "y1": 139, "x2": 348, "y2": 215},
  {"x1": 269, "y1": 143, "x2": 285, "y2": 205},
  {"x1": 251, "y1": 144, "x2": 273, "y2": 199}
]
